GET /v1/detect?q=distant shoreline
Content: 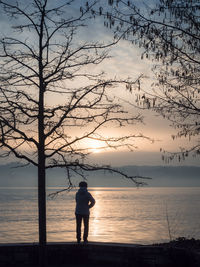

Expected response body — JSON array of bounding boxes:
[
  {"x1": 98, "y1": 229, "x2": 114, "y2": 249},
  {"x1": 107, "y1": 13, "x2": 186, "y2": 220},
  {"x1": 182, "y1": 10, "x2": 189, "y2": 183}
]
[
  {"x1": 1, "y1": 185, "x2": 200, "y2": 189},
  {"x1": 1, "y1": 164, "x2": 200, "y2": 187}
]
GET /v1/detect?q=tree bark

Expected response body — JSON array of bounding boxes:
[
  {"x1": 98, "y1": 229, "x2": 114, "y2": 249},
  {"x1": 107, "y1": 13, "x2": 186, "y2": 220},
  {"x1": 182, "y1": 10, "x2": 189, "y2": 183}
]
[
  {"x1": 38, "y1": 4, "x2": 47, "y2": 246},
  {"x1": 38, "y1": 73, "x2": 47, "y2": 266},
  {"x1": 38, "y1": 83, "x2": 46, "y2": 245},
  {"x1": 38, "y1": 137, "x2": 46, "y2": 245}
]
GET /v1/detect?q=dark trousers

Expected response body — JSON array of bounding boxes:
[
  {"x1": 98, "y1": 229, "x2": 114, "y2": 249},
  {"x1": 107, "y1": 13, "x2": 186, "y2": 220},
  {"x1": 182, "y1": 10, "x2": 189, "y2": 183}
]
[{"x1": 76, "y1": 214, "x2": 89, "y2": 241}]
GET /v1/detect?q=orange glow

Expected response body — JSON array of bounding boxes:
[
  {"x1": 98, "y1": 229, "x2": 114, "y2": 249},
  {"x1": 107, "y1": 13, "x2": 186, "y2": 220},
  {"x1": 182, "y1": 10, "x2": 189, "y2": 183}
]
[{"x1": 83, "y1": 139, "x2": 107, "y2": 154}]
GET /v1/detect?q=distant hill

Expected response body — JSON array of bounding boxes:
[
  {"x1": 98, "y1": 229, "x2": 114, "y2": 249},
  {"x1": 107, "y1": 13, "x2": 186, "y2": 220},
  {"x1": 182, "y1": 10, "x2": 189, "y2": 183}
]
[
  {"x1": 118, "y1": 165, "x2": 200, "y2": 187},
  {"x1": 0, "y1": 163, "x2": 199, "y2": 187}
]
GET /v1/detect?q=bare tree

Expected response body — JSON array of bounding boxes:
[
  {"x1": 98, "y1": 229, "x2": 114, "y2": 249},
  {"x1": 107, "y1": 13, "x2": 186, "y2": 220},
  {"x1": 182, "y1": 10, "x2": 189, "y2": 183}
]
[
  {"x1": 102, "y1": 0, "x2": 200, "y2": 161},
  {"x1": 0, "y1": 0, "x2": 150, "y2": 248}
]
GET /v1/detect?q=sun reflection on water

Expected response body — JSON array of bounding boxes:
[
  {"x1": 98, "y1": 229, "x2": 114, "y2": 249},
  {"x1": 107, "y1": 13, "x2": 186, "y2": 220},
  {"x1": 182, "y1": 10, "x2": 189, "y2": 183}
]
[
  {"x1": 90, "y1": 190, "x2": 101, "y2": 239},
  {"x1": 1, "y1": 187, "x2": 200, "y2": 244}
]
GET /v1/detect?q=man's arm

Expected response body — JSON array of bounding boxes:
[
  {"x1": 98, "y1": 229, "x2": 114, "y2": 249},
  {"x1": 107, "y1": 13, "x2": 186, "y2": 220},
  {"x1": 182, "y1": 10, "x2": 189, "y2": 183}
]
[{"x1": 88, "y1": 194, "x2": 95, "y2": 209}]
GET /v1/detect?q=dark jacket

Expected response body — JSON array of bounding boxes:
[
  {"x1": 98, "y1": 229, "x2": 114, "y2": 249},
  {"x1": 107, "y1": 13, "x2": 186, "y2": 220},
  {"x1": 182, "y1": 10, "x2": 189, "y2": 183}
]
[{"x1": 75, "y1": 187, "x2": 95, "y2": 215}]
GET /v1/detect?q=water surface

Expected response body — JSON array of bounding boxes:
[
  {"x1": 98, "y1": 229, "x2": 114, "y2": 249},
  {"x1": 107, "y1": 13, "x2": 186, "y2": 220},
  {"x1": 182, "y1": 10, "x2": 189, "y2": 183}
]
[{"x1": 0, "y1": 187, "x2": 200, "y2": 244}]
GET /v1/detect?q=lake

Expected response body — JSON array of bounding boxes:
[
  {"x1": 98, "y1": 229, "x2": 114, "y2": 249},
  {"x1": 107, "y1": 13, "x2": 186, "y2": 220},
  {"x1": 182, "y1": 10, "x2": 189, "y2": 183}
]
[{"x1": 0, "y1": 187, "x2": 200, "y2": 244}]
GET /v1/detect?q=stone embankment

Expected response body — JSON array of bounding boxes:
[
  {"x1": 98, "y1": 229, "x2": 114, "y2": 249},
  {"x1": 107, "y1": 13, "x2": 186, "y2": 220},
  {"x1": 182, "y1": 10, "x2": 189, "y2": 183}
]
[{"x1": 0, "y1": 241, "x2": 199, "y2": 266}]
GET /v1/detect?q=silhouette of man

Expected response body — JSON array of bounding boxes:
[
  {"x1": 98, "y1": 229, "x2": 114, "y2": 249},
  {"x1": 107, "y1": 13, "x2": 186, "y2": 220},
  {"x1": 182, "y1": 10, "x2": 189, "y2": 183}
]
[{"x1": 75, "y1": 181, "x2": 95, "y2": 243}]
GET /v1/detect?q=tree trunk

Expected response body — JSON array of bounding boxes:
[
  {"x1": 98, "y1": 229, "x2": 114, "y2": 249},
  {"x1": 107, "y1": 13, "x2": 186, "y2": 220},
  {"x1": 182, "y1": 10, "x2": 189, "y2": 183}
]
[
  {"x1": 38, "y1": 4, "x2": 46, "y2": 247},
  {"x1": 38, "y1": 146, "x2": 46, "y2": 245},
  {"x1": 38, "y1": 87, "x2": 47, "y2": 267}
]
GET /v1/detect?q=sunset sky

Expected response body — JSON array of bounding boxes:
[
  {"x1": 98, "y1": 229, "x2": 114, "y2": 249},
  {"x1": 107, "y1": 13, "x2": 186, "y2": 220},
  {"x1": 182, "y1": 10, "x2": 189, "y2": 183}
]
[
  {"x1": 1, "y1": 2, "x2": 200, "y2": 254},
  {"x1": 0, "y1": 0, "x2": 199, "y2": 167}
]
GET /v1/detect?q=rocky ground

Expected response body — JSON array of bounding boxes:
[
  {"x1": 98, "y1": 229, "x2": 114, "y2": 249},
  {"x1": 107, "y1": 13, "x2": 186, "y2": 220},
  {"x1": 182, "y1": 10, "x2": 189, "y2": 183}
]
[{"x1": 154, "y1": 237, "x2": 200, "y2": 253}]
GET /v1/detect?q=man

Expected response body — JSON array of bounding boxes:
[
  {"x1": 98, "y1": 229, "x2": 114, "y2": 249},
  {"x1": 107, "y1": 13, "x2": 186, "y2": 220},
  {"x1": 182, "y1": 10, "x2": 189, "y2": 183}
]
[{"x1": 75, "y1": 181, "x2": 95, "y2": 243}]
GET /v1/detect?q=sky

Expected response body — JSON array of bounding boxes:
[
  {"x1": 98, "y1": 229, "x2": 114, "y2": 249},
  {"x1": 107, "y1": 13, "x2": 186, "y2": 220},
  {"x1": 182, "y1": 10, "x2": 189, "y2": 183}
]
[
  {"x1": 0, "y1": 0, "x2": 199, "y2": 168},
  {"x1": 71, "y1": 1, "x2": 199, "y2": 167}
]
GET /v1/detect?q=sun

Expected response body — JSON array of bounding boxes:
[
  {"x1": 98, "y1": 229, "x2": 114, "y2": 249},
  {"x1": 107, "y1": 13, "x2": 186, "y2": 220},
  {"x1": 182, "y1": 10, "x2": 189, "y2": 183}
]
[{"x1": 85, "y1": 139, "x2": 105, "y2": 153}]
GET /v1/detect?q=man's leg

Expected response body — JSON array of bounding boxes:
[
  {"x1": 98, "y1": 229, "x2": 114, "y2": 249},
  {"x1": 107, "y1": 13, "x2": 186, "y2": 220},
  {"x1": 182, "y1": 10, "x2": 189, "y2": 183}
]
[
  {"x1": 76, "y1": 214, "x2": 82, "y2": 243},
  {"x1": 83, "y1": 215, "x2": 89, "y2": 242}
]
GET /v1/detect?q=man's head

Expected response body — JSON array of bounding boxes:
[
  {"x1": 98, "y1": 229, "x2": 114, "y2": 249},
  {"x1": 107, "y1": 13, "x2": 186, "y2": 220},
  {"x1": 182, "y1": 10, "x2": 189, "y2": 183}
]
[{"x1": 79, "y1": 181, "x2": 88, "y2": 188}]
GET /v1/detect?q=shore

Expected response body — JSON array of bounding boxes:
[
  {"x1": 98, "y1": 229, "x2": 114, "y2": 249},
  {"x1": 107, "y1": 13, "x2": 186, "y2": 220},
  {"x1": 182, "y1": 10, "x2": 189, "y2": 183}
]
[{"x1": 0, "y1": 239, "x2": 200, "y2": 267}]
